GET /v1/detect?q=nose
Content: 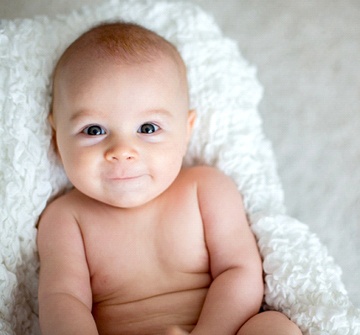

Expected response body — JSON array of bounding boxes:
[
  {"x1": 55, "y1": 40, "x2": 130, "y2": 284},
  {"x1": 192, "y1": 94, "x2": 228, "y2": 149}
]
[{"x1": 104, "y1": 137, "x2": 138, "y2": 162}]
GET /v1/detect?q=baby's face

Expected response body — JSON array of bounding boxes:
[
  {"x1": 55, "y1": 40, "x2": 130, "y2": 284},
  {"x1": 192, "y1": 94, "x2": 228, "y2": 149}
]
[{"x1": 51, "y1": 55, "x2": 194, "y2": 208}]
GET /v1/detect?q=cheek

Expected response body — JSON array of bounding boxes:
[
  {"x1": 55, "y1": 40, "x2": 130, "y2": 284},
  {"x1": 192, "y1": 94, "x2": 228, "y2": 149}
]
[
  {"x1": 56, "y1": 137, "x2": 94, "y2": 180},
  {"x1": 156, "y1": 138, "x2": 187, "y2": 161},
  {"x1": 59, "y1": 149, "x2": 99, "y2": 195},
  {"x1": 151, "y1": 140, "x2": 186, "y2": 177},
  {"x1": 57, "y1": 135, "x2": 75, "y2": 165}
]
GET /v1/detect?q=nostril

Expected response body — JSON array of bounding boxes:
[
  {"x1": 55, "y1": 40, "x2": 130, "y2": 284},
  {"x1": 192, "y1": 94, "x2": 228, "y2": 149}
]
[
  {"x1": 122, "y1": 151, "x2": 136, "y2": 160},
  {"x1": 105, "y1": 152, "x2": 119, "y2": 161},
  {"x1": 105, "y1": 146, "x2": 137, "y2": 161}
]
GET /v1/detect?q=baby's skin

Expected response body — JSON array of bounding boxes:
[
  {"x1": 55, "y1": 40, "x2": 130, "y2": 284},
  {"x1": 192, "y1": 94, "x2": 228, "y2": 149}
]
[
  {"x1": 39, "y1": 165, "x2": 263, "y2": 335},
  {"x1": 37, "y1": 22, "x2": 302, "y2": 335}
]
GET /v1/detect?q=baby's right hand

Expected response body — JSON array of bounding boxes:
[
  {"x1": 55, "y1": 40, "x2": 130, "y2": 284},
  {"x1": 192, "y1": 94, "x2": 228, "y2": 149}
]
[{"x1": 165, "y1": 326, "x2": 190, "y2": 335}]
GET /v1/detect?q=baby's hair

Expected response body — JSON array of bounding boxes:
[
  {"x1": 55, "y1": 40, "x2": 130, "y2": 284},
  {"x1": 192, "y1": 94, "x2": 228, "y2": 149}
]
[
  {"x1": 54, "y1": 21, "x2": 186, "y2": 76},
  {"x1": 50, "y1": 21, "x2": 189, "y2": 144}
]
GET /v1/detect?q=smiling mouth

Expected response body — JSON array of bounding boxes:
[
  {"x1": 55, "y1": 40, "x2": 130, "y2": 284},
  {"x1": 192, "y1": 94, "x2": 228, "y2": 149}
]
[
  {"x1": 108, "y1": 174, "x2": 147, "y2": 182},
  {"x1": 111, "y1": 176, "x2": 140, "y2": 180}
]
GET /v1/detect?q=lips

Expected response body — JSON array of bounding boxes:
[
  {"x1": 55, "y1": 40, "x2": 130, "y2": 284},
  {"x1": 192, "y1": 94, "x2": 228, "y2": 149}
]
[{"x1": 110, "y1": 175, "x2": 142, "y2": 181}]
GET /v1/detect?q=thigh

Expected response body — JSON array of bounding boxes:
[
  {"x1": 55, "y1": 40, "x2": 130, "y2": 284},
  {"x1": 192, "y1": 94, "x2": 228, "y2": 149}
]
[{"x1": 237, "y1": 311, "x2": 302, "y2": 335}]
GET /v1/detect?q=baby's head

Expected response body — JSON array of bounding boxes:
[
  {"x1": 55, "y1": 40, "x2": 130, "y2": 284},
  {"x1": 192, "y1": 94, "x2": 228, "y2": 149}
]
[
  {"x1": 52, "y1": 22, "x2": 188, "y2": 93},
  {"x1": 51, "y1": 22, "x2": 195, "y2": 208}
]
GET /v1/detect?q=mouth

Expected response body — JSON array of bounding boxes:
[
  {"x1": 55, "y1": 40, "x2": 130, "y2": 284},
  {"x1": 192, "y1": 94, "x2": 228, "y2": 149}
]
[
  {"x1": 107, "y1": 174, "x2": 148, "y2": 182},
  {"x1": 110, "y1": 175, "x2": 142, "y2": 181}
]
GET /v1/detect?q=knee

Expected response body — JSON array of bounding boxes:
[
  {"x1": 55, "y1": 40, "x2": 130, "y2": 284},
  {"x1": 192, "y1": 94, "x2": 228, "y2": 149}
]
[
  {"x1": 266, "y1": 311, "x2": 302, "y2": 335},
  {"x1": 238, "y1": 311, "x2": 302, "y2": 335}
]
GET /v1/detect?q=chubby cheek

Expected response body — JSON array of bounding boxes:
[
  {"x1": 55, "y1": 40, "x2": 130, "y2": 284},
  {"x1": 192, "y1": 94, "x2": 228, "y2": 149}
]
[
  {"x1": 57, "y1": 139, "x2": 97, "y2": 184},
  {"x1": 152, "y1": 141, "x2": 186, "y2": 178}
]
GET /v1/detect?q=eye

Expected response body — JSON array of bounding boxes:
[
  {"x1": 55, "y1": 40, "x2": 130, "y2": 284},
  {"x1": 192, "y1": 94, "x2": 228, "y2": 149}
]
[
  {"x1": 137, "y1": 123, "x2": 159, "y2": 134},
  {"x1": 82, "y1": 125, "x2": 106, "y2": 136}
]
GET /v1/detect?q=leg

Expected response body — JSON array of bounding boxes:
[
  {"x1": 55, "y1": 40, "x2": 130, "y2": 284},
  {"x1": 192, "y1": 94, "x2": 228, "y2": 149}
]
[{"x1": 237, "y1": 311, "x2": 302, "y2": 335}]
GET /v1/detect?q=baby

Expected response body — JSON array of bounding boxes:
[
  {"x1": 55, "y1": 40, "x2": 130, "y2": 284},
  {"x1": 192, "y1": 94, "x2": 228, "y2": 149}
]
[{"x1": 37, "y1": 22, "x2": 302, "y2": 335}]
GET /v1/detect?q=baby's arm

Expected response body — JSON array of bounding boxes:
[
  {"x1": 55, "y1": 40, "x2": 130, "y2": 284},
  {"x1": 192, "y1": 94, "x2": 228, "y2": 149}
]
[
  {"x1": 190, "y1": 167, "x2": 264, "y2": 335},
  {"x1": 37, "y1": 198, "x2": 99, "y2": 335}
]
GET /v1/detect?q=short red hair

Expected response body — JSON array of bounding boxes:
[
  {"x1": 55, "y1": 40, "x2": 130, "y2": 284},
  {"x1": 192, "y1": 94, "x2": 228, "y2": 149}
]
[{"x1": 54, "y1": 21, "x2": 186, "y2": 75}]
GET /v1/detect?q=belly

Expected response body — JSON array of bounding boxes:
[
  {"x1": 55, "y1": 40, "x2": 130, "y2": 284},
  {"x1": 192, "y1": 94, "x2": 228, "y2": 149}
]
[{"x1": 92, "y1": 287, "x2": 208, "y2": 335}]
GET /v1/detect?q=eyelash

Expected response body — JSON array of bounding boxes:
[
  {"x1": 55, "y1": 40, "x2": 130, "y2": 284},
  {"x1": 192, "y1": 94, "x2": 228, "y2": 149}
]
[
  {"x1": 82, "y1": 125, "x2": 106, "y2": 136},
  {"x1": 137, "y1": 123, "x2": 160, "y2": 134},
  {"x1": 81, "y1": 123, "x2": 160, "y2": 136}
]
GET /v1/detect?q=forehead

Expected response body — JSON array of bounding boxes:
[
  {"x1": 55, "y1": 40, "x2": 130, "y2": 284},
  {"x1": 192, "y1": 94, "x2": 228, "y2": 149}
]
[
  {"x1": 53, "y1": 27, "x2": 187, "y2": 87},
  {"x1": 52, "y1": 55, "x2": 189, "y2": 121},
  {"x1": 56, "y1": 53, "x2": 184, "y2": 96}
]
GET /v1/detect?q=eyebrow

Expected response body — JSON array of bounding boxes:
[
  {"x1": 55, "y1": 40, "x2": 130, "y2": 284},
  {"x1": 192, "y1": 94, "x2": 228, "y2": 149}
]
[
  {"x1": 69, "y1": 110, "x2": 96, "y2": 123},
  {"x1": 142, "y1": 108, "x2": 173, "y2": 120},
  {"x1": 69, "y1": 108, "x2": 173, "y2": 123}
]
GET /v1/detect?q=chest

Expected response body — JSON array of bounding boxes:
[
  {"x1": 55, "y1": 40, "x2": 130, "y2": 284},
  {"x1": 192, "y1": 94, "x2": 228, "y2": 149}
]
[{"x1": 79, "y1": 192, "x2": 209, "y2": 300}]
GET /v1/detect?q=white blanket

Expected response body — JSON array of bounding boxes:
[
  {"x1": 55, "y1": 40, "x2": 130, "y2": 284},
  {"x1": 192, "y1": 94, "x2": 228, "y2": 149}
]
[{"x1": 1, "y1": 0, "x2": 359, "y2": 334}]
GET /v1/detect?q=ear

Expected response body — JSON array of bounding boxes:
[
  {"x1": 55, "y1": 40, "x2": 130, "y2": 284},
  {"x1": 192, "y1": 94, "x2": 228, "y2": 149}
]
[
  {"x1": 186, "y1": 109, "x2": 196, "y2": 143},
  {"x1": 48, "y1": 113, "x2": 55, "y2": 129},
  {"x1": 48, "y1": 113, "x2": 59, "y2": 155}
]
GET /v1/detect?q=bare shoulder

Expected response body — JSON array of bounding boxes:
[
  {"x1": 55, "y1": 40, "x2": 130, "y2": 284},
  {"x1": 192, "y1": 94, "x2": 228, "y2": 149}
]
[
  {"x1": 180, "y1": 165, "x2": 235, "y2": 185},
  {"x1": 180, "y1": 165, "x2": 245, "y2": 220},
  {"x1": 36, "y1": 188, "x2": 88, "y2": 252},
  {"x1": 181, "y1": 165, "x2": 240, "y2": 197},
  {"x1": 38, "y1": 189, "x2": 79, "y2": 227}
]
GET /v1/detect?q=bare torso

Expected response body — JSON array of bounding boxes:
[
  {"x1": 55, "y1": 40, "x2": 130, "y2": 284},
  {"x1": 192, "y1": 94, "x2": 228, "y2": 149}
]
[{"x1": 68, "y1": 169, "x2": 211, "y2": 335}]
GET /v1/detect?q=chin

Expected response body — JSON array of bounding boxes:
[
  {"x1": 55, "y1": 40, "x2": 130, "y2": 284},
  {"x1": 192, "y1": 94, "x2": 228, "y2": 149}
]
[{"x1": 103, "y1": 194, "x2": 155, "y2": 209}]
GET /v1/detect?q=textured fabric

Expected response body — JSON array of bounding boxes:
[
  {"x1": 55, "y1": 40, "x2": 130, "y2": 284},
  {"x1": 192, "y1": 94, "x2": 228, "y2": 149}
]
[{"x1": 1, "y1": 0, "x2": 359, "y2": 334}]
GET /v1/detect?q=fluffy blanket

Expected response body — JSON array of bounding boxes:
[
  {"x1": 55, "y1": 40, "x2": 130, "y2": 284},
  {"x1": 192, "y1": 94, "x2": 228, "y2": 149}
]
[{"x1": 0, "y1": 0, "x2": 359, "y2": 334}]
